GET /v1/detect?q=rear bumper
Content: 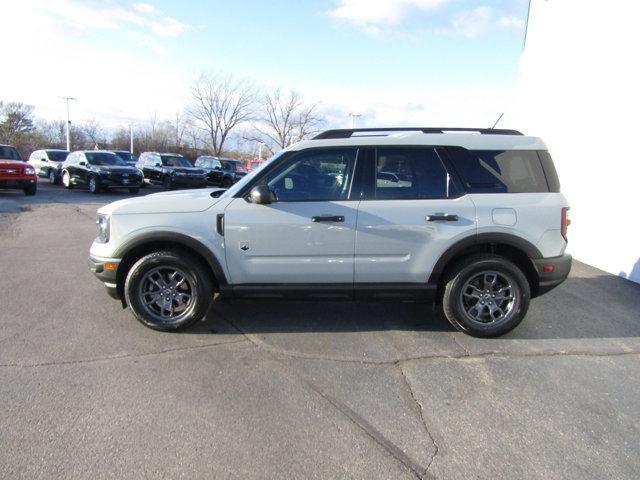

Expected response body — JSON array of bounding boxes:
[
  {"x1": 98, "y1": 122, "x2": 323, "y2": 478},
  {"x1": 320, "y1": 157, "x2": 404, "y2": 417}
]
[
  {"x1": 533, "y1": 254, "x2": 572, "y2": 296},
  {"x1": 0, "y1": 178, "x2": 36, "y2": 189},
  {"x1": 89, "y1": 255, "x2": 121, "y2": 299}
]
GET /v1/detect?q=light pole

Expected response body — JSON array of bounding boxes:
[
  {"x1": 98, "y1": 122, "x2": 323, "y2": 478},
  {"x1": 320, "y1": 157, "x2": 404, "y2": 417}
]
[
  {"x1": 59, "y1": 96, "x2": 77, "y2": 151},
  {"x1": 257, "y1": 142, "x2": 264, "y2": 161},
  {"x1": 348, "y1": 113, "x2": 362, "y2": 128},
  {"x1": 129, "y1": 124, "x2": 136, "y2": 154}
]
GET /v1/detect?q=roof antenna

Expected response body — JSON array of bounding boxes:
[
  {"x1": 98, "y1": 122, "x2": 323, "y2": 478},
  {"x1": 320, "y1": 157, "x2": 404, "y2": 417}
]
[{"x1": 490, "y1": 113, "x2": 504, "y2": 129}]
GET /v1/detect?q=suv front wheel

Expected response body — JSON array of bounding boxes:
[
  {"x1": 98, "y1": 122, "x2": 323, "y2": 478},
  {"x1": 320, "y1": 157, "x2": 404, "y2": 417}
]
[
  {"x1": 124, "y1": 250, "x2": 214, "y2": 331},
  {"x1": 442, "y1": 254, "x2": 530, "y2": 338}
]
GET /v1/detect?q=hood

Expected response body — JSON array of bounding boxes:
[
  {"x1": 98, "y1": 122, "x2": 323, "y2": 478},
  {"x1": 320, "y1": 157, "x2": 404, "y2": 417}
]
[
  {"x1": 0, "y1": 160, "x2": 27, "y2": 169},
  {"x1": 98, "y1": 188, "x2": 224, "y2": 215},
  {"x1": 171, "y1": 167, "x2": 205, "y2": 174},
  {"x1": 90, "y1": 165, "x2": 139, "y2": 173}
]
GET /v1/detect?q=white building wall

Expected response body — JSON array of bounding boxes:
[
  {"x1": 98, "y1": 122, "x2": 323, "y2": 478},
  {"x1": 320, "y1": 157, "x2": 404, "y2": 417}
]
[{"x1": 507, "y1": 0, "x2": 640, "y2": 282}]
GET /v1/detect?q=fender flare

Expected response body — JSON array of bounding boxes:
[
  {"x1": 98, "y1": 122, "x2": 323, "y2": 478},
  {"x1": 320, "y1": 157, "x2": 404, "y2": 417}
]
[
  {"x1": 113, "y1": 231, "x2": 228, "y2": 288},
  {"x1": 428, "y1": 232, "x2": 542, "y2": 285}
]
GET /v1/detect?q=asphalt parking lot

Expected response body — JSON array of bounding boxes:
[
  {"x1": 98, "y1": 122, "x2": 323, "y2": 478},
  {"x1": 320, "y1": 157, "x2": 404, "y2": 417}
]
[{"x1": 1, "y1": 182, "x2": 640, "y2": 479}]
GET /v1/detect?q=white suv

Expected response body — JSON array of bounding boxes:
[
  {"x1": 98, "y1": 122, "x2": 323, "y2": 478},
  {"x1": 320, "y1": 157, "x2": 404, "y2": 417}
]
[{"x1": 89, "y1": 127, "x2": 571, "y2": 337}]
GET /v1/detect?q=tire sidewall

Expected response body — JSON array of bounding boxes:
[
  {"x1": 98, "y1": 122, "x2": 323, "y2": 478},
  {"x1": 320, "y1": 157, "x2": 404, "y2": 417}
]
[
  {"x1": 124, "y1": 251, "x2": 211, "y2": 331},
  {"x1": 444, "y1": 257, "x2": 530, "y2": 337}
]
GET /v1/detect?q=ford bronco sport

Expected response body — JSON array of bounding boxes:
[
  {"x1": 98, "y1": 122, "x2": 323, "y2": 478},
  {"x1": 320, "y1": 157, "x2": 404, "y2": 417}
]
[{"x1": 89, "y1": 127, "x2": 571, "y2": 337}]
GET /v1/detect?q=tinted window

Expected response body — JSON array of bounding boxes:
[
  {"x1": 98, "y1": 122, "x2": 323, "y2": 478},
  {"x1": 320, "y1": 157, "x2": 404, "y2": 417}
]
[
  {"x1": 0, "y1": 146, "x2": 23, "y2": 160},
  {"x1": 447, "y1": 148, "x2": 549, "y2": 193},
  {"x1": 375, "y1": 147, "x2": 452, "y2": 199},
  {"x1": 161, "y1": 155, "x2": 191, "y2": 167},
  {"x1": 537, "y1": 150, "x2": 560, "y2": 192},
  {"x1": 46, "y1": 151, "x2": 69, "y2": 162},
  {"x1": 222, "y1": 160, "x2": 246, "y2": 172},
  {"x1": 113, "y1": 151, "x2": 136, "y2": 163},
  {"x1": 86, "y1": 152, "x2": 127, "y2": 166},
  {"x1": 264, "y1": 148, "x2": 357, "y2": 201}
]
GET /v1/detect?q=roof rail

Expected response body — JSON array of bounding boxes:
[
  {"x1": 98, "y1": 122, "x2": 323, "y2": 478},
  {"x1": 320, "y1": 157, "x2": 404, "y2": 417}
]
[{"x1": 312, "y1": 127, "x2": 523, "y2": 139}]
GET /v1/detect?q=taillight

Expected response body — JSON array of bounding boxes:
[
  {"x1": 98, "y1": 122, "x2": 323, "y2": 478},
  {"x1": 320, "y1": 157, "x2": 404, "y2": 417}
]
[{"x1": 561, "y1": 207, "x2": 571, "y2": 241}]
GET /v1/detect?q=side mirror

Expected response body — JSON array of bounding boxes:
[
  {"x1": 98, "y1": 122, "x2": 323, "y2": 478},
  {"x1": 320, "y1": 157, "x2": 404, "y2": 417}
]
[
  {"x1": 79, "y1": 161, "x2": 86, "y2": 166},
  {"x1": 249, "y1": 185, "x2": 276, "y2": 205},
  {"x1": 41, "y1": 158, "x2": 48, "y2": 162},
  {"x1": 155, "y1": 162, "x2": 162, "y2": 167}
]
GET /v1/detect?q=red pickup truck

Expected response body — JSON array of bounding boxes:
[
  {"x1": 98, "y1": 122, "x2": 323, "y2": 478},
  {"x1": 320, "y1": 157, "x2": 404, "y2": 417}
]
[{"x1": 0, "y1": 145, "x2": 37, "y2": 195}]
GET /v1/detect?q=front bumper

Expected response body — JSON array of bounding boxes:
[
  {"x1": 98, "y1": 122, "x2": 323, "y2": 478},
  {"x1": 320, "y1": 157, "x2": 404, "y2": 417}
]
[
  {"x1": 533, "y1": 254, "x2": 572, "y2": 296},
  {"x1": 173, "y1": 176, "x2": 208, "y2": 187},
  {"x1": 0, "y1": 178, "x2": 37, "y2": 189},
  {"x1": 89, "y1": 255, "x2": 121, "y2": 299},
  {"x1": 99, "y1": 177, "x2": 143, "y2": 189}
]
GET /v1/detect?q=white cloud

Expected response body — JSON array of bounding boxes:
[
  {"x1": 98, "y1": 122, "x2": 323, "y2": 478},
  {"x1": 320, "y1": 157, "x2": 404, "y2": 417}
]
[
  {"x1": 329, "y1": 0, "x2": 450, "y2": 27},
  {"x1": 497, "y1": 15, "x2": 525, "y2": 29},
  {"x1": 452, "y1": 6, "x2": 493, "y2": 38},
  {"x1": 34, "y1": 0, "x2": 189, "y2": 42}
]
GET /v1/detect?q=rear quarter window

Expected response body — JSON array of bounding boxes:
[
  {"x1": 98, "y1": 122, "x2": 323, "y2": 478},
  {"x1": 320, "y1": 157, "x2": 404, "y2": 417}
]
[{"x1": 446, "y1": 147, "x2": 550, "y2": 193}]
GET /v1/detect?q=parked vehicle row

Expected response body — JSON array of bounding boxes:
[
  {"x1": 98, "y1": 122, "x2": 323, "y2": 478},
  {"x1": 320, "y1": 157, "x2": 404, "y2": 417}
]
[{"x1": 2, "y1": 144, "x2": 253, "y2": 196}]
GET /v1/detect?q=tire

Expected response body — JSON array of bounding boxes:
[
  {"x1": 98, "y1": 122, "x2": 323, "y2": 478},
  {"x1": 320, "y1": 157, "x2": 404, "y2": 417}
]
[
  {"x1": 441, "y1": 254, "x2": 530, "y2": 338},
  {"x1": 48, "y1": 169, "x2": 58, "y2": 185},
  {"x1": 124, "y1": 250, "x2": 214, "y2": 332},
  {"x1": 88, "y1": 175, "x2": 100, "y2": 194},
  {"x1": 128, "y1": 187, "x2": 140, "y2": 194},
  {"x1": 23, "y1": 184, "x2": 37, "y2": 196},
  {"x1": 163, "y1": 175, "x2": 174, "y2": 190},
  {"x1": 222, "y1": 177, "x2": 233, "y2": 188},
  {"x1": 62, "y1": 170, "x2": 73, "y2": 189}
]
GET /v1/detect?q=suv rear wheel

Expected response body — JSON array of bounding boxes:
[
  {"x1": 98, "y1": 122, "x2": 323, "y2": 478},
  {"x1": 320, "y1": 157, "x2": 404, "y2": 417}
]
[
  {"x1": 442, "y1": 254, "x2": 530, "y2": 337},
  {"x1": 124, "y1": 250, "x2": 214, "y2": 331}
]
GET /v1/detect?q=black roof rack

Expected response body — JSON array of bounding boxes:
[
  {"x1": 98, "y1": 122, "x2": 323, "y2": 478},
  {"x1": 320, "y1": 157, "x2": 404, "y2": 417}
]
[{"x1": 312, "y1": 127, "x2": 523, "y2": 140}]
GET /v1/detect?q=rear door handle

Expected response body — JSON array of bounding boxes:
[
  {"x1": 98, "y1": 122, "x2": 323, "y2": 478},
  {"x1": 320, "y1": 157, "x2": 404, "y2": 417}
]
[
  {"x1": 426, "y1": 214, "x2": 459, "y2": 222},
  {"x1": 312, "y1": 215, "x2": 345, "y2": 223}
]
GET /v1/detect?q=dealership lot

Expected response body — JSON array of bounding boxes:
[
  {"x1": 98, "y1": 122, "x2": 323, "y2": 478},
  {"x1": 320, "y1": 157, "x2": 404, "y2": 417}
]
[{"x1": 1, "y1": 183, "x2": 640, "y2": 479}]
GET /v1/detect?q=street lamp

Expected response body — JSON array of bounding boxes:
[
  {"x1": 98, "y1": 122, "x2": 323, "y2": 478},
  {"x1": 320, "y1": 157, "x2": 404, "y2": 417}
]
[
  {"x1": 59, "y1": 96, "x2": 77, "y2": 151},
  {"x1": 129, "y1": 123, "x2": 136, "y2": 154},
  {"x1": 348, "y1": 113, "x2": 362, "y2": 128}
]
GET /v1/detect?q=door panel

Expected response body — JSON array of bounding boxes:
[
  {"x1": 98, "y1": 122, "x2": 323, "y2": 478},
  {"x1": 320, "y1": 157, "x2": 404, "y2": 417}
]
[
  {"x1": 354, "y1": 146, "x2": 477, "y2": 283},
  {"x1": 355, "y1": 197, "x2": 476, "y2": 283},
  {"x1": 223, "y1": 198, "x2": 358, "y2": 284}
]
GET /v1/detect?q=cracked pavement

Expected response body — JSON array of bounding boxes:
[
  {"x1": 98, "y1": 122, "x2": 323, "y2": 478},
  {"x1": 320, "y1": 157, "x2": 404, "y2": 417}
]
[{"x1": 1, "y1": 184, "x2": 640, "y2": 479}]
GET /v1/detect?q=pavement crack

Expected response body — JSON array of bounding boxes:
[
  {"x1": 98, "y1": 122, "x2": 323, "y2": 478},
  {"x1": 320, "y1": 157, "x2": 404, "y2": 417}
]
[
  {"x1": 449, "y1": 333, "x2": 470, "y2": 356},
  {"x1": 0, "y1": 338, "x2": 248, "y2": 368},
  {"x1": 398, "y1": 362, "x2": 439, "y2": 478}
]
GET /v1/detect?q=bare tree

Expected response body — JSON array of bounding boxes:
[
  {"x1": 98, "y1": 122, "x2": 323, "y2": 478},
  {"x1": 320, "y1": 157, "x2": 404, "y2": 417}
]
[
  {"x1": 187, "y1": 72, "x2": 257, "y2": 156},
  {"x1": 250, "y1": 88, "x2": 324, "y2": 151},
  {"x1": 0, "y1": 102, "x2": 36, "y2": 145},
  {"x1": 80, "y1": 119, "x2": 105, "y2": 149}
]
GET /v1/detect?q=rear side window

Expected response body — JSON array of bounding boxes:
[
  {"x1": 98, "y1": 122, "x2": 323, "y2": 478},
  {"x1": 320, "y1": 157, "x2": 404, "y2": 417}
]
[
  {"x1": 375, "y1": 147, "x2": 454, "y2": 199},
  {"x1": 447, "y1": 148, "x2": 549, "y2": 193}
]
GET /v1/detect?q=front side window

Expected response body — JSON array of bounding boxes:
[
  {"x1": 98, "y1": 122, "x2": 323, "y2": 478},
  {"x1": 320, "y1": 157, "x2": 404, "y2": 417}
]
[
  {"x1": 263, "y1": 148, "x2": 357, "y2": 201},
  {"x1": 46, "y1": 151, "x2": 69, "y2": 162},
  {"x1": 375, "y1": 147, "x2": 451, "y2": 199}
]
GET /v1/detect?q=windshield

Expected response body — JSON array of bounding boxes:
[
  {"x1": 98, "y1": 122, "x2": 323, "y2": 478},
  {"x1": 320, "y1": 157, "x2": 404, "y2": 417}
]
[
  {"x1": 161, "y1": 155, "x2": 192, "y2": 167},
  {"x1": 86, "y1": 152, "x2": 127, "y2": 166},
  {"x1": 222, "y1": 160, "x2": 246, "y2": 172},
  {"x1": 0, "y1": 146, "x2": 23, "y2": 161},
  {"x1": 46, "y1": 150, "x2": 69, "y2": 162},
  {"x1": 113, "y1": 151, "x2": 137, "y2": 163},
  {"x1": 221, "y1": 150, "x2": 286, "y2": 198}
]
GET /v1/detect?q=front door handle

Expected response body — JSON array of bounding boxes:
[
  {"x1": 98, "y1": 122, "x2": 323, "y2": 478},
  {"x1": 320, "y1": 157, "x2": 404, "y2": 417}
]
[
  {"x1": 312, "y1": 215, "x2": 345, "y2": 223},
  {"x1": 426, "y1": 214, "x2": 459, "y2": 222}
]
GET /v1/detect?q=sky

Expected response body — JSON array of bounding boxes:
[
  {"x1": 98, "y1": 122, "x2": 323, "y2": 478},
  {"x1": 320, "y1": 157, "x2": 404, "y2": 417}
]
[{"x1": 3, "y1": 0, "x2": 530, "y2": 131}]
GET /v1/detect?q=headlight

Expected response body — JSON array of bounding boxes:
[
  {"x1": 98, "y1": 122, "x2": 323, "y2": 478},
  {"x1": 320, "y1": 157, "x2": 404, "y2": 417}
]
[
  {"x1": 96, "y1": 214, "x2": 110, "y2": 243},
  {"x1": 25, "y1": 167, "x2": 35, "y2": 175}
]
